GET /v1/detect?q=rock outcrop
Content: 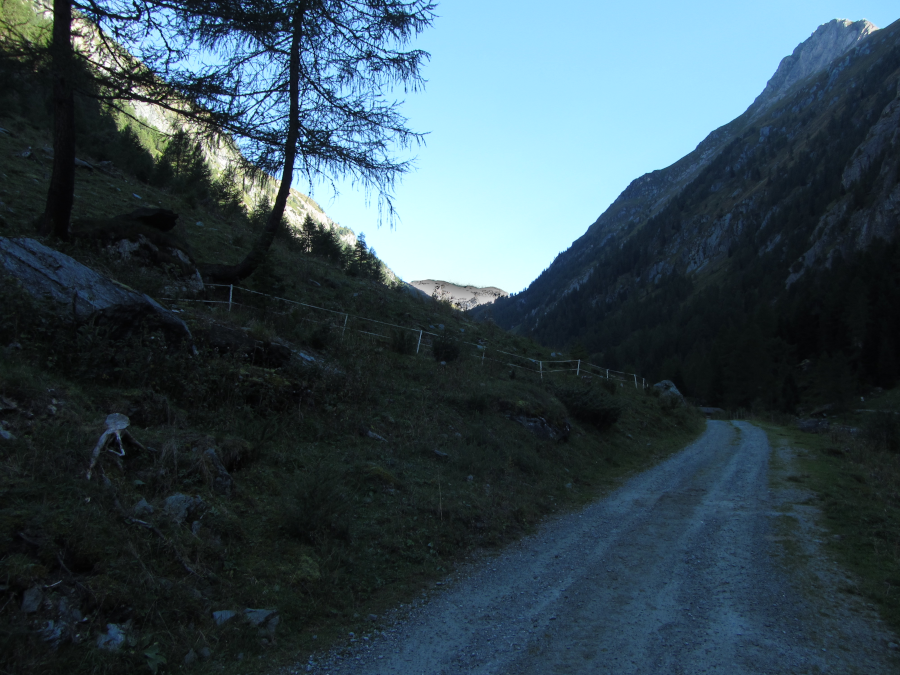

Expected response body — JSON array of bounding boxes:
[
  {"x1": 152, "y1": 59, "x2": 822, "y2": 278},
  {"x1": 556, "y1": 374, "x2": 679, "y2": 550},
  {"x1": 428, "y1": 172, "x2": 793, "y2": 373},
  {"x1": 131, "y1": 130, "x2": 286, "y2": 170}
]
[
  {"x1": 410, "y1": 280, "x2": 508, "y2": 310},
  {"x1": 0, "y1": 237, "x2": 191, "y2": 342},
  {"x1": 752, "y1": 19, "x2": 877, "y2": 114}
]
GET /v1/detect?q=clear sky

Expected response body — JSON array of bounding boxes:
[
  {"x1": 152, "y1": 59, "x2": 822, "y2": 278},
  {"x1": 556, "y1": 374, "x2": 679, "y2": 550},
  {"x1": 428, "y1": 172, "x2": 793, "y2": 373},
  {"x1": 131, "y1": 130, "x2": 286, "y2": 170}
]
[{"x1": 310, "y1": 1, "x2": 899, "y2": 294}]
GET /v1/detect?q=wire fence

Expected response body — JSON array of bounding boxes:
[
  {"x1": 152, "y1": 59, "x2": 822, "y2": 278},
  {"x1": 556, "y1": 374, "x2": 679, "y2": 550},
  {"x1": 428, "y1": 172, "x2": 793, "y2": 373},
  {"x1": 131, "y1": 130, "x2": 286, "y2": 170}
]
[{"x1": 163, "y1": 284, "x2": 648, "y2": 389}]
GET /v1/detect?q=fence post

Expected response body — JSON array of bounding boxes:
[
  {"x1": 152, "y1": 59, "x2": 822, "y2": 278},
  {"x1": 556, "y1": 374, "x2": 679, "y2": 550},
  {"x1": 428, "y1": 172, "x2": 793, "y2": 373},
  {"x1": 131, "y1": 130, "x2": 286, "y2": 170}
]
[
  {"x1": 634, "y1": 373, "x2": 638, "y2": 389},
  {"x1": 341, "y1": 314, "x2": 348, "y2": 341},
  {"x1": 606, "y1": 369, "x2": 609, "y2": 379},
  {"x1": 228, "y1": 284, "x2": 233, "y2": 312},
  {"x1": 576, "y1": 360, "x2": 580, "y2": 377},
  {"x1": 539, "y1": 361, "x2": 543, "y2": 381},
  {"x1": 416, "y1": 330, "x2": 423, "y2": 355},
  {"x1": 481, "y1": 347, "x2": 485, "y2": 365}
]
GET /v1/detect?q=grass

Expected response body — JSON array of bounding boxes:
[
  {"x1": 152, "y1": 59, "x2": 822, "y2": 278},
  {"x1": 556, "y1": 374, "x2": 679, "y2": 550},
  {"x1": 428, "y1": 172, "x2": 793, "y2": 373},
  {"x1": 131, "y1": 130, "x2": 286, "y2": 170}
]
[
  {"x1": 756, "y1": 409, "x2": 900, "y2": 634},
  {"x1": 0, "y1": 286, "x2": 705, "y2": 674},
  {"x1": 0, "y1": 102, "x2": 707, "y2": 673}
]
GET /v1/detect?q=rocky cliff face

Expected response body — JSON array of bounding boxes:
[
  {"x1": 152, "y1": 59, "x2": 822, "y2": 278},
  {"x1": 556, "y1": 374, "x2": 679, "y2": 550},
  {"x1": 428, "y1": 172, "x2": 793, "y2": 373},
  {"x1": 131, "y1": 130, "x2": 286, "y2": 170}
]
[
  {"x1": 751, "y1": 19, "x2": 878, "y2": 115},
  {"x1": 487, "y1": 17, "x2": 900, "y2": 342},
  {"x1": 410, "y1": 280, "x2": 509, "y2": 311}
]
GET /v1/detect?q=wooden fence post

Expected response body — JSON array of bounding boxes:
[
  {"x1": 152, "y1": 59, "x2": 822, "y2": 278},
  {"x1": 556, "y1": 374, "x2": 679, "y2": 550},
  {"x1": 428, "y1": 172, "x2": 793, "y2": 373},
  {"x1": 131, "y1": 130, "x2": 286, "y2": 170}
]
[
  {"x1": 228, "y1": 284, "x2": 233, "y2": 312},
  {"x1": 576, "y1": 360, "x2": 580, "y2": 377},
  {"x1": 416, "y1": 330, "x2": 423, "y2": 355},
  {"x1": 341, "y1": 314, "x2": 348, "y2": 341}
]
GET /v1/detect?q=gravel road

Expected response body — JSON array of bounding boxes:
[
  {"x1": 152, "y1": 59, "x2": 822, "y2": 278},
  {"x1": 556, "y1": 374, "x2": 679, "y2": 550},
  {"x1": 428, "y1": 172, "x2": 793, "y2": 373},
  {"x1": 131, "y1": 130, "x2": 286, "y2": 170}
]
[{"x1": 295, "y1": 421, "x2": 899, "y2": 674}]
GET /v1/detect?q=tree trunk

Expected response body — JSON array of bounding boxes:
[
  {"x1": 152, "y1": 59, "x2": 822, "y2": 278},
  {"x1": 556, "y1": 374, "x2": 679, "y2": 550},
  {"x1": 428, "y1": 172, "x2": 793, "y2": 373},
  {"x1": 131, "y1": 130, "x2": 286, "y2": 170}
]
[
  {"x1": 39, "y1": 0, "x2": 76, "y2": 240},
  {"x1": 199, "y1": 8, "x2": 305, "y2": 284}
]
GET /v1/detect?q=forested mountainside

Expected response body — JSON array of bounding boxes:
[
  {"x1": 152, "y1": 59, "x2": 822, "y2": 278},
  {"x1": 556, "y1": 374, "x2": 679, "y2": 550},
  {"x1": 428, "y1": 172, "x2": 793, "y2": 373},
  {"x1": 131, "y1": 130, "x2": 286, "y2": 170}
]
[{"x1": 484, "y1": 18, "x2": 900, "y2": 411}]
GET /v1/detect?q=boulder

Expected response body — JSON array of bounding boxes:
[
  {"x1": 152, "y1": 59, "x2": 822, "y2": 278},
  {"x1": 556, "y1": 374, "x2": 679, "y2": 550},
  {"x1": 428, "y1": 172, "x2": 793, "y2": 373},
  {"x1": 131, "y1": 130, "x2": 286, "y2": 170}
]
[
  {"x1": 132, "y1": 498, "x2": 155, "y2": 518},
  {"x1": 21, "y1": 586, "x2": 42, "y2": 613},
  {"x1": 0, "y1": 237, "x2": 191, "y2": 343},
  {"x1": 96, "y1": 623, "x2": 126, "y2": 651},
  {"x1": 653, "y1": 380, "x2": 685, "y2": 405},
  {"x1": 212, "y1": 609, "x2": 237, "y2": 626},
  {"x1": 163, "y1": 493, "x2": 204, "y2": 524}
]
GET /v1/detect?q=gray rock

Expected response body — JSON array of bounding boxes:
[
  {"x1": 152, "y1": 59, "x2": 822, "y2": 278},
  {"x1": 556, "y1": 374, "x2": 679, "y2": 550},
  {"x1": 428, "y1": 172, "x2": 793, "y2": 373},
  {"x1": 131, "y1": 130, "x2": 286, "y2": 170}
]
[
  {"x1": 753, "y1": 19, "x2": 877, "y2": 115},
  {"x1": 133, "y1": 498, "x2": 154, "y2": 518},
  {"x1": 199, "y1": 646, "x2": 212, "y2": 660},
  {"x1": 184, "y1": 648, "x2": 197, "y2": 665},
  {"x1": 97, "y1": 623, "x2": 126, "y2": 651},
  {"x1": 243, "y1": 608, "x2": 277, "y2": 627},
  {"x1": 0, "y1": 237, "x2": 191, "y2": 343},
  {"x1": 0, "y1": 429, "x2": 15, "y2": 441},
  {"x1": 41, "y1": 620, "x2": 63, "y2": 645},
  {"x1": 164, "y1": 493, "x2": 204, "y2": 524},
  {"x1": 21, "y1": 586, "x2": 42, "y2": 613},
  {"x1": 244, "y1": 608, "x2": 280, "y2": 636},
  {"x1": 212, "y1": 609, "x2": 237, "y2": 625},
  {"x1": 653, "y1": 380, "x2": 685, "y2": 405}
]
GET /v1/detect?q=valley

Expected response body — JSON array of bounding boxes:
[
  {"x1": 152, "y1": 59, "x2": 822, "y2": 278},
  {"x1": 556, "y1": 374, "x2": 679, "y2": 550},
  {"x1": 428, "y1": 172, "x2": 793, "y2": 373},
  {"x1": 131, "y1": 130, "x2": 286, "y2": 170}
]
[
  {"x1": 483, "y1": 18, "x2": 900, "y2": 413},
  {"x1": 1, "y1": 2, "x2": 899, "y2": 674}
]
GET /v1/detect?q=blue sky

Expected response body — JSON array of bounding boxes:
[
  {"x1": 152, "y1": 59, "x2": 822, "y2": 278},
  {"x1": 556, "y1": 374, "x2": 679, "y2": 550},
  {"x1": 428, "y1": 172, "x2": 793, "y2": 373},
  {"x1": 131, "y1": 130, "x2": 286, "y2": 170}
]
[{"x1": 311, "y1": 1, "x2": 899, "y2": 294}]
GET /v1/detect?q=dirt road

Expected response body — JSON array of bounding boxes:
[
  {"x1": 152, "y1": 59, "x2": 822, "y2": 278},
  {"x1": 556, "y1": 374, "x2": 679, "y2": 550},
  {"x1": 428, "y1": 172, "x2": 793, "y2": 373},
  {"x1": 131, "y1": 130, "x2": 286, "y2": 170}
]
[{"x1": 297, "y1": 421, "x2": 898, "y2": 674}]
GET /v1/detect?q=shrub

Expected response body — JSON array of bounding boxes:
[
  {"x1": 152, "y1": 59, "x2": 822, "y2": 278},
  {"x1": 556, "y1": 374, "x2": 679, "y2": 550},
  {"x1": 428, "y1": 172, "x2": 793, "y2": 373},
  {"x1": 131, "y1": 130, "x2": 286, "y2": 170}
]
[
  {"x1": 308, "y1": 322, "x2": 334, "y2": 350},
  {"x1": 862, "y1": 412, "x2": 900, "y2": 453},
  {"x1": 553, "y1": 385, "x2": 622, "y2": 431},
  {"x1": 281, "y1": 466, "x2": 351, "y2": 543},
  {"x1": 432, "y1": 334, "x2": 460, "y2": 362},
  {"x1": 391, "y1": 329, "x2": 416, "y2": 355}
]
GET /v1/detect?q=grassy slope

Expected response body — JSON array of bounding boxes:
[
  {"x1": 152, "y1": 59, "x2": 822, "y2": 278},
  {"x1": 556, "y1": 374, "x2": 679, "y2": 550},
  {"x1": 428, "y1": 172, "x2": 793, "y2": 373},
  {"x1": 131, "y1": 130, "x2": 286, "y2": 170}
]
[
  {"x1": 756, "y1": 400, "x2": 900, "y2": 634},
  {"x1": 0, "y1": 109, "x2": 707, "y2": 674}
]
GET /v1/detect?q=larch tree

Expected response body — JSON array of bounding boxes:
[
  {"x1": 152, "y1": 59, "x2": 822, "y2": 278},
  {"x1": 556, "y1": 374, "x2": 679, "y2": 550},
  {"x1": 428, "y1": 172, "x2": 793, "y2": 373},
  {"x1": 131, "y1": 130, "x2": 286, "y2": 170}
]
[
  {"x1": 22, "y1": 0, "x2": 237, "y2": 239},
  {"x1": 162, "y1": 0, "x2": 436, "y2": 282}
]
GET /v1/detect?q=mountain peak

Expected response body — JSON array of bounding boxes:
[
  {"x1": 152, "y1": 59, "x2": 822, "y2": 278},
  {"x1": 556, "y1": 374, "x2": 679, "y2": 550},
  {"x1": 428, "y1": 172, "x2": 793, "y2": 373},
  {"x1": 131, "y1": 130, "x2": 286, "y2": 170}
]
[{"x1": 753, "y1": 18, "x2": 878, "y2": 113}]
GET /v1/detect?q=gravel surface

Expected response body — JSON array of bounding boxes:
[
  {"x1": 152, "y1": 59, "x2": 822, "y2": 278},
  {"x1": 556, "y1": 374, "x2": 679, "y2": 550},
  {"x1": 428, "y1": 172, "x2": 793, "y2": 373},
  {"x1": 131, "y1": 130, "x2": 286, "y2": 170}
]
[{"x1": 290, "y1": 421, "x2": 899, "y2": 674}]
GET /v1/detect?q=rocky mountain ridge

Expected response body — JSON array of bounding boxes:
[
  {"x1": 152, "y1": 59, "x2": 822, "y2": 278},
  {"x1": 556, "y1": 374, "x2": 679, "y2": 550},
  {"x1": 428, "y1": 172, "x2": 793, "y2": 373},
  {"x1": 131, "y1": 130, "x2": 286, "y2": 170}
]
[
  {"x1": 488, "y1": 16, "x2": 897, "y2": 332},
  {"x1": 482, "y1": 17, "x2": 900, "y2": 408},
  {"x1": 410, "y1": 279, "x2": 508, "y2": 311}
]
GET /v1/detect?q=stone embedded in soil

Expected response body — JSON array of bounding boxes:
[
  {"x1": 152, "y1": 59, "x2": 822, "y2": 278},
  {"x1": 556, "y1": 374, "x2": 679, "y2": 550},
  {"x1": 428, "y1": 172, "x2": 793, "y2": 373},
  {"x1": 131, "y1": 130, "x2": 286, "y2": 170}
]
[
  {"x1": 96, "y1": 624, "x2": 126, "y2": 651},
  {"x1": 164, "y1": 493, "x2": 204, "y2": 524},
  {"x1": 212, "y1": 610, "x2": 237, "y2": 625},
  {"x1": 133, "y1": 498, "x2": 154, "y2": 517},
  {"x1": 20, "y1": 586, "x2": 42, "y2": 613}
]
